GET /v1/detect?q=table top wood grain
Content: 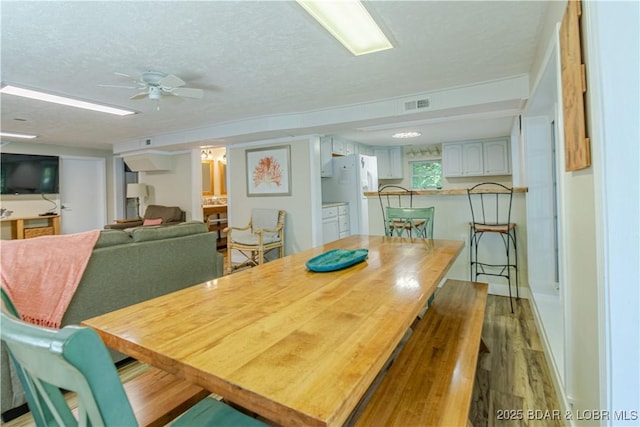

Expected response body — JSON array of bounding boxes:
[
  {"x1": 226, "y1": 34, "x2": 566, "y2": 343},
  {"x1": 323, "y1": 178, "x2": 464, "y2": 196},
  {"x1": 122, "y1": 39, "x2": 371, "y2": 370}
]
[{"x1": 82, "y1": 235, "x2": 464, "y2": 426}]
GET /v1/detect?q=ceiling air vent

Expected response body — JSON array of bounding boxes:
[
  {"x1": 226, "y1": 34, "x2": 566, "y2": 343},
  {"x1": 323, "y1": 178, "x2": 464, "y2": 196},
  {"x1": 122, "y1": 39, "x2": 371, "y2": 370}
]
[{"x1": 404, "y1": 98, "x2": 430, "y2": 111}]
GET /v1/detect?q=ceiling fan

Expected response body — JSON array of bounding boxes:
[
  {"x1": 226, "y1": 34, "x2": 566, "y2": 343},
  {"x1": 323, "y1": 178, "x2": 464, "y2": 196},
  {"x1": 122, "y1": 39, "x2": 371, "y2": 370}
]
[{"x1": 101, "y1": 71, "x2": 204, "y2": 101}]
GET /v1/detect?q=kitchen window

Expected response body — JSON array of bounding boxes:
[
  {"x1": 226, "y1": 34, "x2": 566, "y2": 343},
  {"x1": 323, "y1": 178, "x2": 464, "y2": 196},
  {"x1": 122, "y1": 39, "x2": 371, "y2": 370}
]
[{"x1": 410, "y1": 160, "x2": 442, "y2": 189}]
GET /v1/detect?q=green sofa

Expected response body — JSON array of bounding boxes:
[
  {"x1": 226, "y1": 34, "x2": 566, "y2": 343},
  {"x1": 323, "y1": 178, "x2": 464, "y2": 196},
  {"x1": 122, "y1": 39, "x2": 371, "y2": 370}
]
[{"x1": 1, "y1": 221, "x2": 224, "y2": 420}]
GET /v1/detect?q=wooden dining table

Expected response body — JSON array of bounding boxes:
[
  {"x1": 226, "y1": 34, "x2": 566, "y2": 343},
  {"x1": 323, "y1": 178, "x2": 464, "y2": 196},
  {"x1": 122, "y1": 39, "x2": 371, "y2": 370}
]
[{"x1": 82, "y1": 235, "x2": 464, "y2": 426}]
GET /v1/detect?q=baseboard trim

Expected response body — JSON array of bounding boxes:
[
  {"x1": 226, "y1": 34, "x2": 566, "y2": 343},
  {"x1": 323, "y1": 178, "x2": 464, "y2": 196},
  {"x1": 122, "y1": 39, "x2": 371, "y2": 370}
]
[
  {"x1": 528, "y1": 296, "x2": 574, "y2": 427},
  {"x1": 486, "y1": 281, "x2": 530, "y2": 299}
]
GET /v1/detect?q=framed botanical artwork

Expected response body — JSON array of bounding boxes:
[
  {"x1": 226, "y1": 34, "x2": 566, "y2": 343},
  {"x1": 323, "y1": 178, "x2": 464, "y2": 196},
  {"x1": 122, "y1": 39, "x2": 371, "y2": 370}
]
[{"x1": 246, "y1": 145, "x2": 291, "y2": 197}]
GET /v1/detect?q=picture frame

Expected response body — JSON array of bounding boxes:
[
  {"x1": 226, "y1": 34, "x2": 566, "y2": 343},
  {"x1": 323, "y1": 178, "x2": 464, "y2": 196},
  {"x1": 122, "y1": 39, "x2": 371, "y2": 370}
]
[{"x1": 246, "y1": 145, "x2": 291, "y2": 197}]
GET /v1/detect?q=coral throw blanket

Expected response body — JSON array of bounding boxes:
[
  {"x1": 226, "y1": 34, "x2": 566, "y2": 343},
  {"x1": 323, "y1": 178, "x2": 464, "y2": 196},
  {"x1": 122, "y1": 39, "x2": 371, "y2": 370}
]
[{"x1": 1, "y1": 230, "x2": 100, "y2": 328}]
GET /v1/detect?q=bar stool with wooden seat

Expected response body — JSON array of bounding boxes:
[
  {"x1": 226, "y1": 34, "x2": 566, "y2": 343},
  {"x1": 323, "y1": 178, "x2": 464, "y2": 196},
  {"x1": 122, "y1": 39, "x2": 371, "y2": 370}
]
[{"x1": 467, "y1": 182, "x2": 518, "y2": 311}]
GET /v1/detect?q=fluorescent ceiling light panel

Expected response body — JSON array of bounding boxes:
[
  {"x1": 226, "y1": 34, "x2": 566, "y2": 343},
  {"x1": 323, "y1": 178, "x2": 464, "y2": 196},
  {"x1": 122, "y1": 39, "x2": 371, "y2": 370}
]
[
  {"x1": 0, "y1": 131, "x2": 37, "y2": 139},
  {"x1": 296, "y1": 0, "x2": 393, "y2": 56},
  {"x1": 0, "y1": 85, "x2": 136, "y2": 116}
]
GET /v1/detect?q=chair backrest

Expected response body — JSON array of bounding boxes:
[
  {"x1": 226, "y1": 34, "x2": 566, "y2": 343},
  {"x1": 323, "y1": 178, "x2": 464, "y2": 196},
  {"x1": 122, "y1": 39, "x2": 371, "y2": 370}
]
[
  {"x1": 250, "y1": 209, "x2": 280, "y2": 230},
  {"x1": 250, "y1": 209, "x2": 285, "y2": 239},
  {"x1": 385, "y1": 207, "x2": 435, "y2": 238},
  {"x1": 467, "y1": 182, "x2": 514, "y2": 226},
  {"x1": 1, "y1": 288, "x2": 20, "y2": 318},
  {"x1": 144, "y1": 205, "x2": 185, "y2": 223},
  {"x1": 378, "y1": 185, "x2": 415, "y2": 233},
  {"x1": 0, "y1": 307, "x2": 138, "y2": 426}
]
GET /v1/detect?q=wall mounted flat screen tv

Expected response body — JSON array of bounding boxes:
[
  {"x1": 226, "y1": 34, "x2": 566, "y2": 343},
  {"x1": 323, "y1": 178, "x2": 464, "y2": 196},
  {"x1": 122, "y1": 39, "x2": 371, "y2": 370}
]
[{"x1": 0, "y1": 153, "x2": 60, "y2": 194}]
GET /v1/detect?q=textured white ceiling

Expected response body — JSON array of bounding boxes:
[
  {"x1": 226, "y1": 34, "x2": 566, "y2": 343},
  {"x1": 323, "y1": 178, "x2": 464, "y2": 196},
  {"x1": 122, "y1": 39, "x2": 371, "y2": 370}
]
[{"x1": 0, "y1": 1, "x2": 550, "y2": 151}]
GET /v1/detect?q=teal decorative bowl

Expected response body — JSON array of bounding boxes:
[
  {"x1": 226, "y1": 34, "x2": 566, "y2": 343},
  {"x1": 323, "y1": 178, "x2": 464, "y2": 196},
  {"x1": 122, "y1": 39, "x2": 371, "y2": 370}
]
[{"x1": 306, "y1": 249, "x2": 369, "y2": 272}]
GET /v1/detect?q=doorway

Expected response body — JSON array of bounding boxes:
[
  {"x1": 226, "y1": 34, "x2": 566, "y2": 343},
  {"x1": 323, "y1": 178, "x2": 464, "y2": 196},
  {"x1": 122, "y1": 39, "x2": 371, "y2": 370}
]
[{"x1": 59, "y1": 156, "x2": 107, "y2": 234}]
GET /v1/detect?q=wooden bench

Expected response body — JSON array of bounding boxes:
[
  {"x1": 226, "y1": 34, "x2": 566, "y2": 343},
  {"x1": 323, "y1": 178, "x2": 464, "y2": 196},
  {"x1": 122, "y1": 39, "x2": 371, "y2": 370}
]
[
  {"x1": 73, "y1": 365, "x2": 211, "y2": 427},
  {"x1": 354, "y1": 279, "x2": 489, "y2": 427},
  {"x1": 123, "y1": 366, "x2": 212, "y2": 427}
]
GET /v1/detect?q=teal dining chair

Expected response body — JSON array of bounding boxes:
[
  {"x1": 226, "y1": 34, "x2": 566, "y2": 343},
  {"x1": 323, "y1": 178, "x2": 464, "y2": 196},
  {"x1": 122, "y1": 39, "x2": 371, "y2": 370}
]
[
  {"x1": 0, "y1": 298, "x2": 266, "y2": 427},
  {"x1": 385, "y1": 206, "x2": 435, "y2": 238}
]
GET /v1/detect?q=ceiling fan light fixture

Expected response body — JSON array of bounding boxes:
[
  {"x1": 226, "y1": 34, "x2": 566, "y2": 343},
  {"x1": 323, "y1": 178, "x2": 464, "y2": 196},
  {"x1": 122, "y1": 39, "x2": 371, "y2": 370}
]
[
  {"x1": 148, "y1": 86, "x2": 162, "y2": 100},
  {"x1": 0, "y1": 85, "x2": 136, "y2": 116},
  {"x1": 392, "y1": 131, "x2": 422, "y2": 139},
  {"x1": 296, "y1": 0, "x2": 393, "y2": 56}
]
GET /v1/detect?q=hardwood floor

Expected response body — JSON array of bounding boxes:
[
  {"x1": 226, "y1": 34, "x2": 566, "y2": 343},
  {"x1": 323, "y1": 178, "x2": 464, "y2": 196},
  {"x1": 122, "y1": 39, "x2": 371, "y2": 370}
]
[
  {"x1": 469, "y1": 296, "x2": 562, "y2": 427},
  {"x1": 2, "y1": 295, "x2": 561, "y2": 427}
]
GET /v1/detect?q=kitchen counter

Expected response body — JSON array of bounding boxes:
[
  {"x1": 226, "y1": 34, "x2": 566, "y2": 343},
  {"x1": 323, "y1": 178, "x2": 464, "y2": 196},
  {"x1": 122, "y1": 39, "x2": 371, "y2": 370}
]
[
  {"x1": 203, "y1": 204, "x2": 227, "y2": 213},
  {"x1": 364, "y1": 186, "x2": 528, "y2": 291},
  {"x1": 364, "y1": 187, "x2": 527, "y2": 197}
]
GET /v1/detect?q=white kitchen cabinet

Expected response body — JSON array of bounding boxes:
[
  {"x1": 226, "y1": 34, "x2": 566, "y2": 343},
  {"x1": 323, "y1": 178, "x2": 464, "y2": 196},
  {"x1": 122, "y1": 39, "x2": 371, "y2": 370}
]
[
  {"x1": 322, "y1": 205, "x2": 339, "y2": 244},
  {"x1": 338, "y1": 204, "x2": 350, "y2": 238},
  {"x1": 320, "y1": 137, "x2": 333, "y2": 177},
  {"x1": 483, "y1": 139, "x2": 510, "y2": 175},
  {"x1": 322, "y1": 203, "x2": 349, "y2": 243},
  {"x1": 374, "y1": 147, "x2": 404, "y2": 179},
  {"x1": 358, "y1": 145, "x2": 374, "y2": 156},
  {"x1": 344, "y1": 141, "x2": 356, "y2": 156},
  {"x1": 463, "y1": 142, "x2": 484, "y2": 176},
  {"x1": 442, "y1": 138, "x2": 510, "y2": 177},
  {"x1": 332, "y1": 138, "x2": 345, "y2": 156},
  {"x1": 442, "y1": 144, "x2": 463, "y2": 177}
]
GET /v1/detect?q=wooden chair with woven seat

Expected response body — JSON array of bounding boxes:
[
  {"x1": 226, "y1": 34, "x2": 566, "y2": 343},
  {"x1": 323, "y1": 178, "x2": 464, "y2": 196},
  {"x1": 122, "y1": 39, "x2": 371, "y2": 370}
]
[
  {"x1": 225, "y1": 209, "x2": 285, "y2": 274},
  {"x1": 0, "y1": 290, "x2": 266, "y2": 427},
  {"x1": 467, "y1": 182, "x2": 519, "y2": 311}
]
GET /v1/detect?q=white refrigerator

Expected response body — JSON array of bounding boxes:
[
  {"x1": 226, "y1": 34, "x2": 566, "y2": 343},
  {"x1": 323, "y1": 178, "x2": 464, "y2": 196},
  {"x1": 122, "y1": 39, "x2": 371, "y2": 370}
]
[{"x1": 321, "y1": 154, "x2": 378, "y2": 235}]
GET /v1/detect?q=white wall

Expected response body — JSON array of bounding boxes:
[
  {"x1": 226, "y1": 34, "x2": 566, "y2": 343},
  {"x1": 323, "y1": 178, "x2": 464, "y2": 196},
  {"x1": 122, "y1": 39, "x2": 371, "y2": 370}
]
[
  {"x1": 522, "y1": 1, "x2": 640, "y2": 422},
  {"x1": 0, "y1": 142, "x2": 114, "y2": 238},
  {"x1": 227, "y1": 138, "x2": 321, "y2": 256},
  {"x1": 584, "y1": 1, "x2": 639, "y2": 423},
  {"x1": 139, "y1": 152, "x2": 193, "y2": 219}
]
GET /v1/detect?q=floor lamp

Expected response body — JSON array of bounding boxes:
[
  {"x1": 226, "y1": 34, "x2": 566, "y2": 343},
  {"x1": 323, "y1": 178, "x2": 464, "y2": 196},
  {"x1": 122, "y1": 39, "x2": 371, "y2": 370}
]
[{"x1": 127, "y1": 183, "x2": 148, "y2": 218}]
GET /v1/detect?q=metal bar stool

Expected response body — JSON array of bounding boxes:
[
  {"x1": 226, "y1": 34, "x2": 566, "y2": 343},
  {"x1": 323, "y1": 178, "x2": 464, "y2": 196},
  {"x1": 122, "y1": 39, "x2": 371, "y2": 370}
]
[
  {"x1": 378, "y1": 185, "x2": 427, "y2": 238},
  {"x1": 467, "y1": 182, "x2": 518, "y2": 311}
]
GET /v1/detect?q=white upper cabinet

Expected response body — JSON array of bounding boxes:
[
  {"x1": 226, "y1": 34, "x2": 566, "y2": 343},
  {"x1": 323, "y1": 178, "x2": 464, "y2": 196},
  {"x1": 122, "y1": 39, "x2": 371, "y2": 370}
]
[
  {"x1": 358, "y1": 145, "x2": 374, "y2": 156},
  {"x1": 463, "y1": 142, "x2": 484, "y2": 176},
  {"x1": 442, "y1": 138, "x2": 510, "y2": 177},
  {"x1": 442, "y1": 144, "x2": 463, "y2": 177},
  {"x1": 344, "y1": 141, "x2": 356, "y2": 156},
  {"x1": 332, "y1": 138, "x2": 345, "y2": 156},
  {"x1": 483, "y1": 139, "x2": 511, "y2": 175},
  {"x1": 374, "y1": 147, "x2": 404, "y2": 179},
  {"x1": 320, "y1": 137, "x2": 333, "y2": 177}
]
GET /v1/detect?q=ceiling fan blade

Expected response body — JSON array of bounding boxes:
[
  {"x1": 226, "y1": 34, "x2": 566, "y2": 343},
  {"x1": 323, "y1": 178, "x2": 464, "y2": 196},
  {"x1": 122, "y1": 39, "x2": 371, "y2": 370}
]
[
  {"x1": 170, "y1": 87, "x2": 204, "y2": 99},
  {"x1": 130, "y1": 92, "x2": 149, "y2": 100},
  {"x1": 99, "y1": 84, "x2": 139, "y2": 89},
  {"x1": 159, "y1": 74, "x2": 185, "y2": 88},
  {"x1": 113, "y1": 72, "x2": 144, "y2": 84}
]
